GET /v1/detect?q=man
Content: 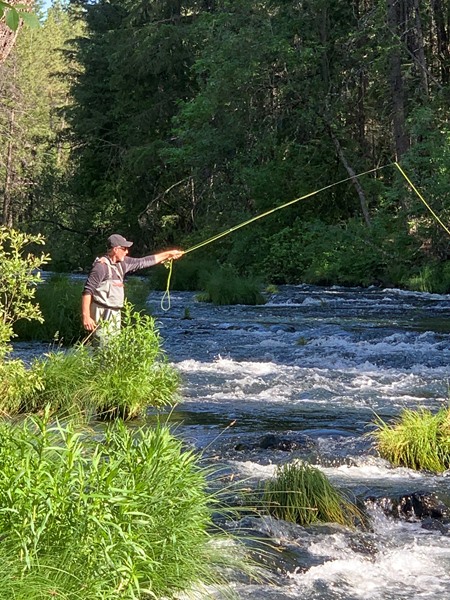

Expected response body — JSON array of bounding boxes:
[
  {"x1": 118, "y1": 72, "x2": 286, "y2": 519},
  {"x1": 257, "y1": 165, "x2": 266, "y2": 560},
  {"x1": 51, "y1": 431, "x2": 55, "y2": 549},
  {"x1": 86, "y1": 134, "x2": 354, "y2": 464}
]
[{"x1": 82, "y1": 233, "x2": 183, "y2": 339}]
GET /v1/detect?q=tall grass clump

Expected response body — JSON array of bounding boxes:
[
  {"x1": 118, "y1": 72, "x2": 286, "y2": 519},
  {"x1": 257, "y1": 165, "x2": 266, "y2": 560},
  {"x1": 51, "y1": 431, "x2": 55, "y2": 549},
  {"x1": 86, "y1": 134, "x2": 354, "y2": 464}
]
[
  {"x1": 86, "y1": 307, "x2": 180, "y2": 418},
  {"x1": 263, "y1": 461, "x2": 361, "y2": 527},
  {"x1": 13, "y1": 274, "x2": 85, "y2": 344},
  {"x1": 16, "y1": 306, "x2": 180, "y2": 419},
  {"x1": 197, "y1": 265, "x2": 266, "y2": 306},
  {"x1": 23, "y1": 345, "x2": 93, "y2": 416},
  {"x1": 373, "y1": 408, "x2": 450, "y2": 472},
  {"x1": 0, "y1": 414, "x2": 238, "y2": 598}
]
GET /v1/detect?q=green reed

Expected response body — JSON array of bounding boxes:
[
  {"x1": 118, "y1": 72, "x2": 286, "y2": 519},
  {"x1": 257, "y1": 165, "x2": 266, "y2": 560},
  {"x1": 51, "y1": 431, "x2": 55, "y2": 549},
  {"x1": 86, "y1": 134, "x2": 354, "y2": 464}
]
[
  {"x1": 262, "y1": 461, "x2": 362, "y2": 527},
  {"x1": 0, "y1": 413, "x2": 238, "y2": 598},
  {"x1": 373, "y1": 407, "x2": 450, "y2": 472},
  {"x1": 6, "y1": 306, "x2": 180, "y2": 419}
]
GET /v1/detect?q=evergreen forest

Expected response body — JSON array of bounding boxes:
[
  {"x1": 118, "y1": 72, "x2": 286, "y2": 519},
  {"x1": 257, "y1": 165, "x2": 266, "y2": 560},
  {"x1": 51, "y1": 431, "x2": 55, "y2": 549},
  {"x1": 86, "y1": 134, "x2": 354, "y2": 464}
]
[{"x1": 2, "y1": 0, "x2": 450, "y2": 291}]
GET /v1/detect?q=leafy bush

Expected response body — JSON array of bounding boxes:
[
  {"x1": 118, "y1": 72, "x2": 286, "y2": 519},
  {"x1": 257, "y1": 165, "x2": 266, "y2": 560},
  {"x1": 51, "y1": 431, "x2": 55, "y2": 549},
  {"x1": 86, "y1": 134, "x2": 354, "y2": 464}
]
[
  {"x1": 197, "y1": 265, "x2": 266, "y2": 305},
  {"x1": 0, "y1": 227, "x2": 50, "y2": 355},
  {"x1": 260, "y1": 215, "x2": 420, "y2": 287},
  {"x1": 0, "y1": 359, "x2": 44, "y2": 415},
  {"x1": 263, "y1": 461, "x2": 361, "y2": 527},
  {"x1": 373, "y1": 408, "x2": 450, "y2": 472},
  {"x1": 0, "y1": 414, "x2": 236, "y2": 599}
]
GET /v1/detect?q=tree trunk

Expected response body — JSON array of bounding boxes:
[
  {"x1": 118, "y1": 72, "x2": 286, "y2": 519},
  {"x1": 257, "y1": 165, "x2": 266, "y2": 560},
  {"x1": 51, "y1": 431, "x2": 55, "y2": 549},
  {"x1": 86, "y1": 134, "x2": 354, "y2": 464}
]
[
  {"x1": 3, "y1": 106, "x2": 15, "y2": 227},
  {"x1": 412, "y1": 0, "x2": 429, "y2": 96},
  {"x1": 329, "y1": 128, "x2": 371, "y2": 227},
  {"x1": 386, "y1": 0, "x2": 410, "y2": 159},
  {"x1": 432, "y1": 0, "x2": 450, "y2": 86}
]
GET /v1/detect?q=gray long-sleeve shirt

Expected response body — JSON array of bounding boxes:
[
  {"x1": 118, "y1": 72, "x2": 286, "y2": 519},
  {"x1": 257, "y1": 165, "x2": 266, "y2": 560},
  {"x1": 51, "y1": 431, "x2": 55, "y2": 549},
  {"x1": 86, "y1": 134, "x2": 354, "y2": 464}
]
[{"x1": 82, "y1": 255, "x2": 158, "y2": 306}]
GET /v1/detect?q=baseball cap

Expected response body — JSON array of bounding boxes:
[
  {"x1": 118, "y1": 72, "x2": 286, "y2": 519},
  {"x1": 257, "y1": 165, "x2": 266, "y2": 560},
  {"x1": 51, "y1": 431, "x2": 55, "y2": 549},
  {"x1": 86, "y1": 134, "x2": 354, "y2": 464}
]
[{"x1": 107, "y1": 234, "x2": 133, "y2": 248}]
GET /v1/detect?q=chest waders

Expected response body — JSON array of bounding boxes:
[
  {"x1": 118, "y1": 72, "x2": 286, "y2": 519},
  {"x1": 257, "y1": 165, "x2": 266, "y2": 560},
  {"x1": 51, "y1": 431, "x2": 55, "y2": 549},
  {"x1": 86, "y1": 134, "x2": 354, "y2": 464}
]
[{"x1": 91, "y1": 260, "x2": 125, "y2": 345}]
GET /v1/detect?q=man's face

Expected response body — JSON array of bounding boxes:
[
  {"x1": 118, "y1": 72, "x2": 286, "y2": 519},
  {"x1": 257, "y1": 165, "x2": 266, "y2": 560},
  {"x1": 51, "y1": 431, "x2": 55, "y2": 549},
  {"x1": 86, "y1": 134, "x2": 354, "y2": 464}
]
[{"x1": 112, "y1": 246, "x2": 129, "y2": 262}]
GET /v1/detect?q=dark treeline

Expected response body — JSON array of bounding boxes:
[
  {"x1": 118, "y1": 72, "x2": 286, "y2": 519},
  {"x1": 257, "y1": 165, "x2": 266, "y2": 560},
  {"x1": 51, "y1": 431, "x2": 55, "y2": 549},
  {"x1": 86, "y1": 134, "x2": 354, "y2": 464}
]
[{"x1": 1, "y1": 0, "x2": 450, "y2": 291}]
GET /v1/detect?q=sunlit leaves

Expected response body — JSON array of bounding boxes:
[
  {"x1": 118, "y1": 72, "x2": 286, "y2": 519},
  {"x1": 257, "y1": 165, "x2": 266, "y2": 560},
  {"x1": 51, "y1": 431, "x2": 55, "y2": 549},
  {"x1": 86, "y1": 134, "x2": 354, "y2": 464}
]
[{"x1": 0, "y1": 1, "x2": 39, "y2": 31}]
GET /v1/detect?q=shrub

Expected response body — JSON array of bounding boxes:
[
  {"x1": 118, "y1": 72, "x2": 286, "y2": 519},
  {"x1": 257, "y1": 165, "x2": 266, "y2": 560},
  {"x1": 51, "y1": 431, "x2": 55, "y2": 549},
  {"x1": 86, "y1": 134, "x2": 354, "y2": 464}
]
[
  {"x1": 373, "y1": 408, "x2": 450, "y2": 472},
  {"x1": 0, "y1": 227, "x2": 50, "y2": 354},
  {"x1": 197, "y1": 265, "x2": 266, "y2": 306},
  {"x1": 0, "y1": 359, "x2": 43, "y2": 415},
  {"x1": 263, "y1": 461, "x2": 361, "y2": 527},
  {"x1": 0, "y1": 414, "x2": 237, "y2": 598}
]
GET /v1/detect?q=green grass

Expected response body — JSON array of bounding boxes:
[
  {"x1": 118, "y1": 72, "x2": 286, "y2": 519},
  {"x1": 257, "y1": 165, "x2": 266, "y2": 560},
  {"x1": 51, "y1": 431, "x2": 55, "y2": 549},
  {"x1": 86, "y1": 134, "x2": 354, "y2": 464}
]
[
  {"x1": 13, "y1": 274, "x2": 85, "y2": 344},
  {"x1": 0, "y1": 413, "x2": 242, "y2": 599},
  {"x1": 372, "y1": 407, "x2": 450, "y2": 472},
  {"x1": 0, "y1": 358, "x2": 44, "y2": 415},
  {"x1": 197, "y1": 265, "x2": 266, "y2": 306},
  {"x1": 262, "y1": 461, "x2": 362, "y2": 527},
  {"x1": 86, "y1": 309, "x2": 180, "y2": 418},
  {"x1": 3, "y1": 306, "x2": 180, "y2": 419}
]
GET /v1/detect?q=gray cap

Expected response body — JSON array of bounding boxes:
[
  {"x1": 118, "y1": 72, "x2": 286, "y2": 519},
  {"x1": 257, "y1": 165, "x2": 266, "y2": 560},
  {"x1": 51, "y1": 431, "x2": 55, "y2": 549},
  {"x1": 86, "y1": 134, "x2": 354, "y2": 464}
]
[{"x1": 107, "y1": 234, "x2": 133, "y2": 248}]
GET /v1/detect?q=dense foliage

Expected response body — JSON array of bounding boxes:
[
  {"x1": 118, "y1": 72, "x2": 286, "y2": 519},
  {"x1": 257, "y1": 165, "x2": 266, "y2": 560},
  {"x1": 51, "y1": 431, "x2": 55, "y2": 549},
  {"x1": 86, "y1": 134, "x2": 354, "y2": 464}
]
[
  {"x1": 0, "y1": 414, "x2": 234, "y2": 598},
  {"x1": 1, "y1": 1, "x2": 450, "y2": 289}
]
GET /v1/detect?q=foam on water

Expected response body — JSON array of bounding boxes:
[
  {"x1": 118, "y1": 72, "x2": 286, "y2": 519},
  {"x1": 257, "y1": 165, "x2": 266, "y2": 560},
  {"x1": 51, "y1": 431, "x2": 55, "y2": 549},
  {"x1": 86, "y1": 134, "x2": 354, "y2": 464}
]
[{"x1": 287, "y1": 509, "x2": 450, "y2": 600}]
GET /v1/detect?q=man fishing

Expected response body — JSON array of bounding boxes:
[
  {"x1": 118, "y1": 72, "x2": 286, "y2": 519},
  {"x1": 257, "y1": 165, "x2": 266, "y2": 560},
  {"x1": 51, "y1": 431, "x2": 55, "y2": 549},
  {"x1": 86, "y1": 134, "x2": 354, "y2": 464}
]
[{"x1": 81, "y1": 233, "x2": 184, "y2": 341}]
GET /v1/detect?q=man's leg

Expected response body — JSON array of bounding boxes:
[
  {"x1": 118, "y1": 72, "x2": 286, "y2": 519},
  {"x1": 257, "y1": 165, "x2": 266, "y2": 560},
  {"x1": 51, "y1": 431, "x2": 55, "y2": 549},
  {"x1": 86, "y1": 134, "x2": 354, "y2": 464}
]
[{"x1": 90, "y1": 303, "x2": 121, "y2": 346}]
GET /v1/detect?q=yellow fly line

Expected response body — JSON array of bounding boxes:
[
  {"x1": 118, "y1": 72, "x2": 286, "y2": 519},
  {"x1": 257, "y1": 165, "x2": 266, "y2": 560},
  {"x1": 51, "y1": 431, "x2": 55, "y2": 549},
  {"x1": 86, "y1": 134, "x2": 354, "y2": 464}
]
[
  {"x1": 160, "y1": 161, "x2": 449, "y2": 310},
  {"x1": 183, "y1": 164, "x2": 391, "y2": 255},
  {"x1": 394, "y1": 162, "x2": 450, "y2": 236}
]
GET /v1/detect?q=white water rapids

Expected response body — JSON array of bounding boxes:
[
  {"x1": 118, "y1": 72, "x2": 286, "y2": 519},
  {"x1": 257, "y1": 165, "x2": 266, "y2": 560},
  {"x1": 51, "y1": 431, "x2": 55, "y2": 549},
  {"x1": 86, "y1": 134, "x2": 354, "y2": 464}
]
[
  {"x1": 12, "y1": 283, "x2": 450, "y2": 599},
  {"x1": 149, "y1": 284, "x2": 450, "y2": 600}
]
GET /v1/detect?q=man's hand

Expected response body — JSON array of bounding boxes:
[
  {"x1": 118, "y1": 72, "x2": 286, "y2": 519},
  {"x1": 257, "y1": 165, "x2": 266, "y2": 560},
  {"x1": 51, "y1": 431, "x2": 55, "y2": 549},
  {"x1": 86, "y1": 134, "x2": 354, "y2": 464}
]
[
  {"x1": 82, "y1": 315, "x2": 97, "y2": 331},
  {"x1": 155, "y1": 249, "x2": 185, "y2": 264},
  {"x1": 166, "y1": 249, "x2": 184, "y2": 260},
  {"x1": 81, "y1": 294, "x2": 97, "y2": 331}
]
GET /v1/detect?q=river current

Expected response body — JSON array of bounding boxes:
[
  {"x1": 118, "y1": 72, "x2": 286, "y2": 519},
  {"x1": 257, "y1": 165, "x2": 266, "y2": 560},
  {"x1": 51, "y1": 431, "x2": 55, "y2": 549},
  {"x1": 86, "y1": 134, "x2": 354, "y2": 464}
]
[
  {"x1": 12, "y1": 283, "x2": 450, "y2": 599},
  {"x1": 148, "y1": 284, "x2": 450, "y2": 600}
]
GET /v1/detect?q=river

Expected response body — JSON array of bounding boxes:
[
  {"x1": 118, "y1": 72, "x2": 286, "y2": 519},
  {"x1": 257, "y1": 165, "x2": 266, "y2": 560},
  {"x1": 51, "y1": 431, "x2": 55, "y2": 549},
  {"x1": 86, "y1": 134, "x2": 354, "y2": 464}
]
[
  {"x1": 12, "y1": 283, "x2": 450, "y2": 599},
  {"x1": 148, "y1": 284, "x2": 450, "y2": 600}
]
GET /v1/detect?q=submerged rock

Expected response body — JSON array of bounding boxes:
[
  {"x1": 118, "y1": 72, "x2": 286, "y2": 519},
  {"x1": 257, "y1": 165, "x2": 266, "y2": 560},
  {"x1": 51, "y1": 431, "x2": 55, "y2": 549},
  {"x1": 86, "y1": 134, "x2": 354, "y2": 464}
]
[
  {"x1": 234, "y1": 433, "x2": 316, "y2": 453},
  {"x1": 366, "y1": 491, "x2": 450, "y2": 524}
]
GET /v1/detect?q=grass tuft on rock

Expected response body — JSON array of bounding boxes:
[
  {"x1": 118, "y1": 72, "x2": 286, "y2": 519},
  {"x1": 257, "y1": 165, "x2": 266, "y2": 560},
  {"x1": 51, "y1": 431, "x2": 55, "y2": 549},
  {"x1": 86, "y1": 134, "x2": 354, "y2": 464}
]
[
  {"x1": 263, "y1": 461, "x2": 361, "y2": 527},
  {"x1": 372, "y1": 408, "x2": 450, "y2": 472}
]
